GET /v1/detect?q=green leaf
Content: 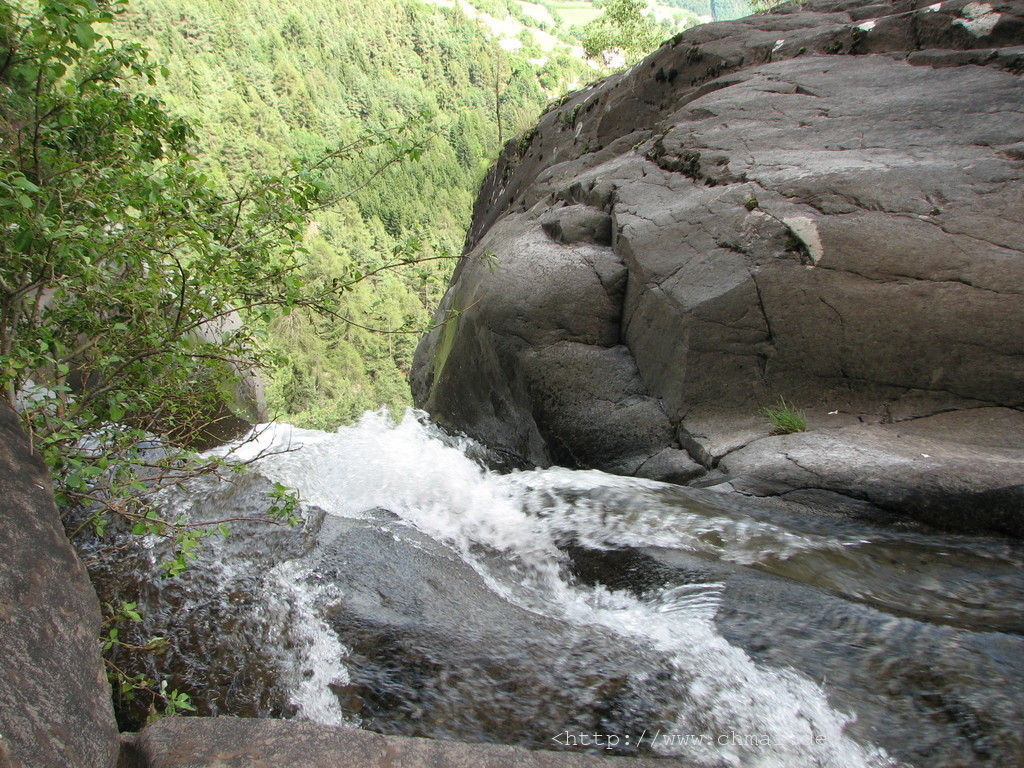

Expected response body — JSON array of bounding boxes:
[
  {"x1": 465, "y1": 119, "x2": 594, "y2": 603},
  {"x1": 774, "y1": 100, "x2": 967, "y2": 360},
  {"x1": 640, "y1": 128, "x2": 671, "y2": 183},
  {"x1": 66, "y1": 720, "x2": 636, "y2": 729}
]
[
  {"x1": 10, "y1": 176, "x2": 41, "y2": 193},
  {"x1": 73, "y1": 22, "x2": 99, "y2": 49}
]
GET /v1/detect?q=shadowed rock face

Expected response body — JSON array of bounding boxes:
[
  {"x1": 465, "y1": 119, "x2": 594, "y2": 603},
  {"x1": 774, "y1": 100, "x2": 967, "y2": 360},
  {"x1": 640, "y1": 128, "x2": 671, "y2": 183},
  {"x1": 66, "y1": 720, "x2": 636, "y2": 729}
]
[
  {"x1": 412, "y1": 0, "x2": 1024, "y2": 533},
  {"x1": 0, "y1": 407, "x2": 119, "y2": 768}
]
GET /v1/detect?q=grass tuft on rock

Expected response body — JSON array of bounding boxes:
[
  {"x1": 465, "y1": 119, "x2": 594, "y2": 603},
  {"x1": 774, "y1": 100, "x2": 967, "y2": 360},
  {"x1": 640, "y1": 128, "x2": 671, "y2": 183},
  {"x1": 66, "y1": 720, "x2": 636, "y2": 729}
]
[{"x1": 761, "y1": 398, "x2": 807, "y2": 435}]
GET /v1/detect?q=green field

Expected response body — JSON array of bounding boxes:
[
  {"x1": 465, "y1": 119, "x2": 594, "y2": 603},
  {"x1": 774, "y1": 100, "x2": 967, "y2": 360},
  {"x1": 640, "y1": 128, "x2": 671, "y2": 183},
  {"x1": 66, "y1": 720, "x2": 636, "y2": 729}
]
[
  {"x1": 544, "y1": 0, "x2": 708, "y2": 30},
  {"x1": 547, "y1": 1, "x2": 602, "y2": 28}
]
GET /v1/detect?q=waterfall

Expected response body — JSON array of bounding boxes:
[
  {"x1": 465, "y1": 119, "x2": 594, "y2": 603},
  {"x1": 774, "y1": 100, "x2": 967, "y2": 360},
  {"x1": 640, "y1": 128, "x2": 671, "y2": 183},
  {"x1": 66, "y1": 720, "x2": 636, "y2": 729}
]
[{"x1": 102, "y1": 409, "x2": 1023, "y2": 767}]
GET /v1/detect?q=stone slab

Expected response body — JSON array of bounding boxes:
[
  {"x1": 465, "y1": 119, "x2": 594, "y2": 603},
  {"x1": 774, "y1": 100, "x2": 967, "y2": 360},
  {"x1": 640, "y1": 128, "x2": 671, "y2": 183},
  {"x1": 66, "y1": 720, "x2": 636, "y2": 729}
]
[{"x1": 119, "y1": 718, "x2": 691, "y2": 768}]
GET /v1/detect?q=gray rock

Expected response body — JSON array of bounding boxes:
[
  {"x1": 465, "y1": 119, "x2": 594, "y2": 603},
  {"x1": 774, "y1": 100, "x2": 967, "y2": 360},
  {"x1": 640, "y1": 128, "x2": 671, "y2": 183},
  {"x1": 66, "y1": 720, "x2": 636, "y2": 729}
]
[
  {"x1": 717, "y1": 410, "x2": 1024, "y2": 536},
  {"x1": 0, "y1": 407, "x2": 119, "y2": 768},
  {"x1": 118, "y1": 717, "x2": 687, "y2": 768},
  {"x1": 305, "y1": 513, "x2": 691, "y2": 747},
  {"x1": 412, "y1": 217, "x2": 676, "y2": 472},
  {"x1": 632, "y1": 448, "x2": 707, "y2": 484},
  {"x1": 413, "y1": 0, "x2": 1024, "y2": 531},
  {"x1": 540, "y1": 205, "x2": 613, "y2": 245}
]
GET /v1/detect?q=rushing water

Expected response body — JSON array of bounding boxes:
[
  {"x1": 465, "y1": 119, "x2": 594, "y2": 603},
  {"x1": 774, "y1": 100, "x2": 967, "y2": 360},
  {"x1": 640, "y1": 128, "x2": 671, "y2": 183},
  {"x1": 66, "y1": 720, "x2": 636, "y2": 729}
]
[{"x1": 91, "y1": 410, "x2": 1024, "y2": 768}]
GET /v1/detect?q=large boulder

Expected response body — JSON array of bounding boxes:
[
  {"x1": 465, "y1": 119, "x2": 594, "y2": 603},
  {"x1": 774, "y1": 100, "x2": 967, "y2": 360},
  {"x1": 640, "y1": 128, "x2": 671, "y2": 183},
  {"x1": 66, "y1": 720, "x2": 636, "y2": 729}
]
[
  {"x1": 0, "y1": 406, "x2": 119, "y2": 768},
  {"x1": 412, "y1": 0, "x2": 1024, "y2": 533}
]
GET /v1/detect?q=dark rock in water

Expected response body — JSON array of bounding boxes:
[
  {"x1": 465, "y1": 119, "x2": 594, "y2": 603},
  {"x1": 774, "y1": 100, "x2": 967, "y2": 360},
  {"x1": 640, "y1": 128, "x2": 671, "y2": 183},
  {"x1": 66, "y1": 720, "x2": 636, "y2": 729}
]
[
  {"x1": 412, "y1": 0, "x2": 1024, "y2": 532},
  {"x1": 94, "y1": 500, "x2": 713, "y2": 761},
  {"x1": 119, "y1": 717, "x2": 685, "y2": 768},
  {"x1": 640, "y1": 544, "x2": 1024, "y2": 766},
  {"x1": 85, "y1": 473, "x2": 329, "y2": 730},
  {"x1": 0, "y1": 407, "x2": 120, "y2": 768},
  {"x1": 50, "y1": 417, "x2": 1024, "y2": 766},
  {"x1": 303, "y1": 513, "x2": 685, "y2": 750}
]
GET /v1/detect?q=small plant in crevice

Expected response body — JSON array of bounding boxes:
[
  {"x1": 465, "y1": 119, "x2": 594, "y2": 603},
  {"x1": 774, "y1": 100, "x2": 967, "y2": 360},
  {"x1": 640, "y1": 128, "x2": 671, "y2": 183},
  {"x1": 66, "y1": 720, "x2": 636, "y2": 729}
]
[{"x1": 761, "y1": 398, "x2": 807, "y2": 435}]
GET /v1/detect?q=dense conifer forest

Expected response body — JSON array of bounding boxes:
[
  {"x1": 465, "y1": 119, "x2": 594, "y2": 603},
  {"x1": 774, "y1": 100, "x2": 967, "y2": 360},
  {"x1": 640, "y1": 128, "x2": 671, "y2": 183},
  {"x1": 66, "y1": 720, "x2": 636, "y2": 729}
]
[{"x1": 118, "y1": 0, "x2": 584, "y2": 427}]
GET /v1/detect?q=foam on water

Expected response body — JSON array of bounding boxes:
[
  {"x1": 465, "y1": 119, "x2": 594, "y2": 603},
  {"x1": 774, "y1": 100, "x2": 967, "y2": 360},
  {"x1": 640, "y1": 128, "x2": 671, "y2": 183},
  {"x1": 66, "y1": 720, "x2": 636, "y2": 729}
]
[
  {"x1": 230, "y1": 411, "x2": 567, "y2": 574},
  {"x1": 504, "y1": 466, "x2": 855, "y2": 566},
  {"x1": 258, "y1": 560, "x2": 355, "y2": 726},
  {"x1": 222, "y1": 410, "x2": 900, "y2": 767},
  {"x1": 568, "y1": 586, "x2": 897, "y2": 768}
]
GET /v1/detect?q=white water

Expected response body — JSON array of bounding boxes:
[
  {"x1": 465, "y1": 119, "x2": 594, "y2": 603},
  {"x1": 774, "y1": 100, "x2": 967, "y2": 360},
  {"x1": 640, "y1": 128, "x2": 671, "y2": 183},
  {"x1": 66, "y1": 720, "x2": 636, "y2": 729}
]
[
  {"x1": 220, "y1": 409, "x2": 903, "y2": 768},
  {"x1": 258, "y1": 560, "x2": 353, "y2": 727}
]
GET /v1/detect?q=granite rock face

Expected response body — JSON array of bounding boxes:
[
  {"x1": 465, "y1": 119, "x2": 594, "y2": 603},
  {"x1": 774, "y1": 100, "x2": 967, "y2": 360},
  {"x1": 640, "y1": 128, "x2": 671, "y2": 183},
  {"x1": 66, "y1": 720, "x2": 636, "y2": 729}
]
[
  {"x1": 0, "y1": 406, "x2": 119, "y2": 768},
  {"x1": 412, "y1": 0, "x2": 1024, "y2": 532}
]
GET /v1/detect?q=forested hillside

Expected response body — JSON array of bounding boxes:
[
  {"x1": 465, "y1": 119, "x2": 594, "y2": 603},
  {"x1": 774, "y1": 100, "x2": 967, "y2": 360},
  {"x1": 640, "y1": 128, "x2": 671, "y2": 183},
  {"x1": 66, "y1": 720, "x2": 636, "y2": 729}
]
[
  {"x1": 119, "y1": 0, "x2": 593, "y2": 428},
  {"x1": 109, "y1": 0, "x2": 756, "y2": 429}
]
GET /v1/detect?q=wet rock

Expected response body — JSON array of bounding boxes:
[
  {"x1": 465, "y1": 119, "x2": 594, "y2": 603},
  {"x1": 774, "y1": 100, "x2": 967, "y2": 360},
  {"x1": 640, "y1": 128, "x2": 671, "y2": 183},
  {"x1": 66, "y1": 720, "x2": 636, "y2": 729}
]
[
  {"x1": 308, "y1": 513, "x2": 683, "y2": 750},
  {"x1": 84, "y1": 475, "x2": 329, "y2": 730},
  {"x1": 91, "y1": 502, "x2": 689, "y2": 754},
  {"x1": 0, "y1": 407, "x2": 120, "y2": 768},
  {"x1": 643, "y1": 545, "x2": 1024, "y2": 765}
]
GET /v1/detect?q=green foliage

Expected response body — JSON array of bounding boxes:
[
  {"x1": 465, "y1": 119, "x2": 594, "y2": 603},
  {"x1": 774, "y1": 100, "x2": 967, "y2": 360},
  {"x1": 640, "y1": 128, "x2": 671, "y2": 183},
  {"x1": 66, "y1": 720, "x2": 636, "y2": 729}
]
[
  {"x1": 115, "y1": 0, "x2": 559, "y2": 428},
  {"x1": 581, "y1": 0, "x2": 665, "y2": 62},
  {"x1": 0, "y1": 0, "x2": 432, "y2": 509},
  {"x1": 548, "y1": 0, "x2": 752, "y2": 29},
  {"x1": 761, "y1": 397, "x2": 808, "y2": 435},
  {"x1": 101, "y1": 600, "x2": 192, "y2": 721},
  {"x1": 657, "y1": 0, "x2": 752, "y2": 18},
  {"x1": 0, "y1": 0, "x2": 584, "y2": 730},
  {"x1": 0, "y1": 0, "x2": 465, "y2": 599},
  {"x1": 267, "y1": 481, "x2": 303, "y2": 526},
  {"x1": 0, "y1": 0, "x2": 456, "y2": 717},
  {"x1": 749, "y1": 0, "x2": 796, "y2": 11}
]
